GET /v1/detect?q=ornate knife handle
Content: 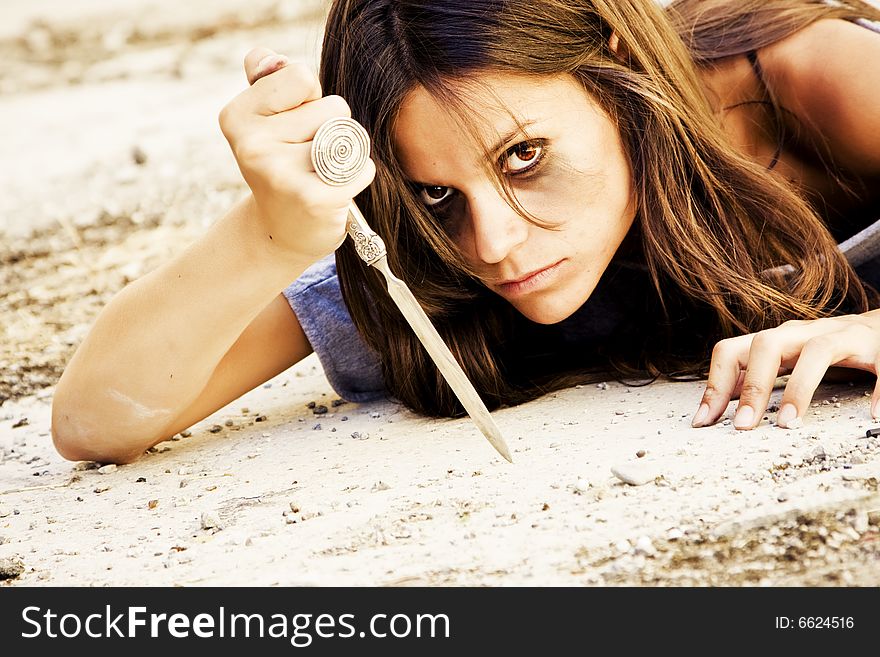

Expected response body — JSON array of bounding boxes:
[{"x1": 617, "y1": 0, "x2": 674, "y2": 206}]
[
  {"x1": 310, "y1": 117, "x2": 386, "y2": 266},
  {"x1": 346, "y1": 203, "x2": 387, "y2": 266}
]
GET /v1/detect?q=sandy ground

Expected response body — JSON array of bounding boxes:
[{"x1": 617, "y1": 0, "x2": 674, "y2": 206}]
[{"x1": 2, "y1": 0, "x2": 880, "y2": 587}]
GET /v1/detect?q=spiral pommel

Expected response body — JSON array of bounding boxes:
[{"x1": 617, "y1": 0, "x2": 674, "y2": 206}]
[{"x1": 310, "y1": 117, "x2": 371, "y2": 186}]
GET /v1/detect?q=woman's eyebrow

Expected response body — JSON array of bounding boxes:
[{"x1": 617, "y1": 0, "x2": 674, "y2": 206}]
[
  {"x1": 487, "y1": 119, "x2": 538, "y2": 157},
  {"x1": 405, "y1": 119, "x2": 539, "y2": 188}
]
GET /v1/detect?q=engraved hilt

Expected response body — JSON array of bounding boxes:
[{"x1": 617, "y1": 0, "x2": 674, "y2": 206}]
[
  {"x1": 309, "y1": 117, "x2": 385, "y2": 266},
  {"x1": 346, "y1": 202, "x2": 386, "y2": 266}
]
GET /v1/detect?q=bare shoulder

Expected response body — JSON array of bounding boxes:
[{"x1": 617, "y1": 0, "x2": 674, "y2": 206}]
[{"x1": 759, "y1": 18, "x2": 880, "y2": 174}]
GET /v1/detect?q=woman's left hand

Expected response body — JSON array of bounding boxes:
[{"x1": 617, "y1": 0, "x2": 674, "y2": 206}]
[{"x1": 691, "y1": 310, "x2": 880, "y2": 430}]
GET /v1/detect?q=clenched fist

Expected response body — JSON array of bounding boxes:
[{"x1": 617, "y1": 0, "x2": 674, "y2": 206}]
[{"x1": 218, "y1": 48, "x2": 376, "y2": 262}]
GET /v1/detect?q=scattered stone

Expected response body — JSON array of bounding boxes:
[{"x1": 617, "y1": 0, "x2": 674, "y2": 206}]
[
  {"x1": 180, "y1": 430, "x2": 192, "y2": 438},
  {"x1": 208, "y1": 424, "x2": 222, "y2": 433},
  {"x1": 200, "y1": 512, "x2": 222, "y2": 530},
  {"x1": 852, "y1": 512, "x2": 870, "y2": 534},
  {"x1": 810, "y1": 445, "x2": 827, "y2": 462},
  {"x1": 611, "y1": 462, "x2": 658, "y2": 486},
  {"x1": 289, "y1": 502, "x2": 300, "y2": 513},
  {"x1": 148, "y1": 500, "x2": 159, "y2": 510},
  {"x1": 634, "y1": 536, "x2": 656, "y2": 556},
  {"x1": 313, "y1": 405, "x2": 328, "y2": 415},
  {"x1": 178, "y1": 467, "x2": 191, "y2": 476},
  {"x1": 351, "y1": 431, "x2": 369, "y2": 440},
  {"x1": 666, "y1": 527, "x2": 684, "y2": 541},
  {"x1": 241, "y1": 407, "x2": 250, "y2": 414},
  {"x1": 224, "y1": 419, "x2": 234, "y2": 427},
  {"x1": 614, "y1": 539, "x2": 631, "y2": 553},
  {"x1": 636, "y1": 449, "x2": 646, "y2": 458},
  {"x1": 549, "y1": 442, "x2": 560, "y2": 448},
  {"x1": 573, "y1": 478, "x2": 590, "y2": 494},
  {"x1": 371, "y1": 481, "x2": 391, "y2": 492},
  {"x1": 0, "y1": 506, "x2": 10, "y2": 518},
  {"x1": 0, "y1": 558, "x2": 25, "y2": 580},
  {"x1": 307, "y1": 401, "x2": 316, "y2": 409},
  {"x1": 777, "y1": 491, "x2": 789, "y2": 503},
  {"x1": 135, "y1": 477, "x2": 146, "y2": 483},
  {"x1": 313, "y1": 424, "x2": 322, "y2": 430},
  {"x1": 98, "y1": 464, "x2": 117, "y2": 475},
  {"x1": 255, "y1": 415, "x2": 267, "y2": 422},
  {"x1": 331, "y1": 399, "x2": 346, "y2": 407},
  {"x1": 370, "y1": 412, "x2": 381, "y2": 419},
  {"x1": 597, "y1": 382, "x2": 608, "y2": 390},
  {"x1": 73, "y1": 462, "x2": 100, "y2": 471},
  {"x1": 542, "y1": 503, "x2": 550, "y2": 511},
  {"x1": 12, "y1": 417, "x2": 28, "y2": 429}
]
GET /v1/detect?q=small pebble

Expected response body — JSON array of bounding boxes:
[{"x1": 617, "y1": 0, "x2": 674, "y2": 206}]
[
  {"x1": 371, "y1": 480, "x2": 391, "y2": 492},
  {"x1": 666, "y1": 527, "x2": 684, "y2": 541},
  {"x1": 135, "y1": 477, "x2": 146, "y2": 483},
  {"x1": 12, "y1": 417, "x2": 28, "y2": 429},
  {"x1": 224, "y1": 419, "x2": 234, "y2": 427},
  {"x1": 573, "y1": 478, "x2": 590, "y2": 494},
  {"x1": 208, "y1": 425, "x2": 222, "y2": 433},
  {"x1": 200, "y1": 512, "x2": 222, "y2": 530},
  {"x1": 98, "y1": 464, "x2": 117, "y2": 475},
  {"x1": 313, "y1": 424, "x2": 322, "y2": 430},
  {"x1": 597, "y1": 383, "x2": 608, "y2": 390},
  {"x1": 148, "y1": 499, "x2": 159, "y2": 510},
  {"x1": 179, "y1": 430, "x2": 192, "y2": 438},
  {"x1": 313, "y1": 405, "x2": 328, "y2": 415},
  {"x1": 307, "y1": 401, "x2": 316, "y2": 409},
  {"x1": 255, "y1": 415, "x2": 267, "y2": 422},
  {"x1": 611, "y1": 462, "x2": 658, "y2": 486},
  {"x1": 0, "y1": 506, "x2": 10, "y2": 518},
  {"x1": 331, "y1": 399, "x2": 346, "y2": 407},
  {"x1": 0, "y1": 558, "x2": 25, "y2": 580},
  {"x1": 636, "y1": 449, "x2": 646, "y2": 458},
  {"x1": 634, "y1": 536, "x2": 655, "y2": 556},
  {"x1": 351, "y1": 431, "x2": 369, "y2": 440},
  {"x1": 777, "y1": 491, "x2": 789, "y2": 503},
  {"x1": 370, "y1": 412, "x2": 381, "y2": 419}
]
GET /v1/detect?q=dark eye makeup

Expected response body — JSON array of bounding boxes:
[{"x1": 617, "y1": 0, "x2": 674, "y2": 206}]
[{"x1": 414, "y1": 138, "x2": 549, "y2": 213}]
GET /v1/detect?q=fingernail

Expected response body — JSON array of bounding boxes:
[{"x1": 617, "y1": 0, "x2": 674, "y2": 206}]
[
  {"x1": 691, "y1": 403, "x2": 710, "y2": 427},
  {"x1": 733, "y1": 405, "x2": 754, "y2": 429},
  {"x1": 776, "y1": 403, "x2": 800, "y2": 429},
  {"x1": 254, "y1": 53, "x2": 287, "y2": 78}
]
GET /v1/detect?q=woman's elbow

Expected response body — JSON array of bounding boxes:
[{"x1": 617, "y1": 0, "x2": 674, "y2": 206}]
[{"x1": 50, "y1": 403, "x2": 145, "y2": 465}]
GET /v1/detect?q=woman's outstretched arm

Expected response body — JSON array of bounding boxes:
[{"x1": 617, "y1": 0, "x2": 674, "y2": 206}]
[
  {"x1": 51, "y1": 195, "x2": 315, "y2": 464},
  {"x1": 52, "y1": 50, "x2": 375, "y2": 464}
]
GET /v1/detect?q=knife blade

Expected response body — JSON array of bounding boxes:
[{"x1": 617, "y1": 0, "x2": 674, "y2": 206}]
[{"x1": 346, "y1": 202, "x2": 512, "y2": 463}]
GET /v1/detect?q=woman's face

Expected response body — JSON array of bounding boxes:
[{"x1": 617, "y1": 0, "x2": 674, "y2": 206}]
[{"x1": 393, "y1": 72, "x2": 637, "y2": 324}]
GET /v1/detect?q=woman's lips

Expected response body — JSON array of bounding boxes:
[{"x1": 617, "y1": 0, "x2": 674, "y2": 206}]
[{"x1": 496, "y1": 259, "x2": 566, "y2": 297}]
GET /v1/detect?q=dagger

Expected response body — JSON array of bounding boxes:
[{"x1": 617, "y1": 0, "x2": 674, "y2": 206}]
[{"x1": 311, "y1": 117, "x2": 512, "y2": 463}]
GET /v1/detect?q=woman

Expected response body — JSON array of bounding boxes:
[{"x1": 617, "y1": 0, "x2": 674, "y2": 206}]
[{"x1": 51, "y1": 0, "x2": 880, "y2": 464}]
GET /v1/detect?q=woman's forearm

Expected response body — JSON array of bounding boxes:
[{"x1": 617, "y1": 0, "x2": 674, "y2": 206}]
[{"x1": 51, "y1": 194, "x2": 313, "y2": 457}]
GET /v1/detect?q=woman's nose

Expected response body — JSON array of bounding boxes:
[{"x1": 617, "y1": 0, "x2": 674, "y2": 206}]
[{"x1": 467, "y1": 189, "x2": 529, "y2": 265}]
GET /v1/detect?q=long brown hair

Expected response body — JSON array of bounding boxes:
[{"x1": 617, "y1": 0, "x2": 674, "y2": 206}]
[{"x1": 321, "y1": 0, "x2": 879, "y2": 417}]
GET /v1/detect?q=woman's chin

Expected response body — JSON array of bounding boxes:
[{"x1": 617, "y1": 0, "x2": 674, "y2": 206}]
[{"x1": 508, "y1": 296, "x2": 580, "y2": 325}]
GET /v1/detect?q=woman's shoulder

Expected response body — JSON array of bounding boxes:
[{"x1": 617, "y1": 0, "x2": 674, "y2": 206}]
[{"x1": 759, "y1": 18, "x2": 880, "y2": 175}]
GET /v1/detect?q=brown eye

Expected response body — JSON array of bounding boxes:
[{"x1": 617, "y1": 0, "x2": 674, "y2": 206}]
[
  {"x1": 502, "y1": 140, "x2": 545, "y2": 174},
  {"x1": 419, "y1": 185, "x2": 453, "y2": 207}
]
